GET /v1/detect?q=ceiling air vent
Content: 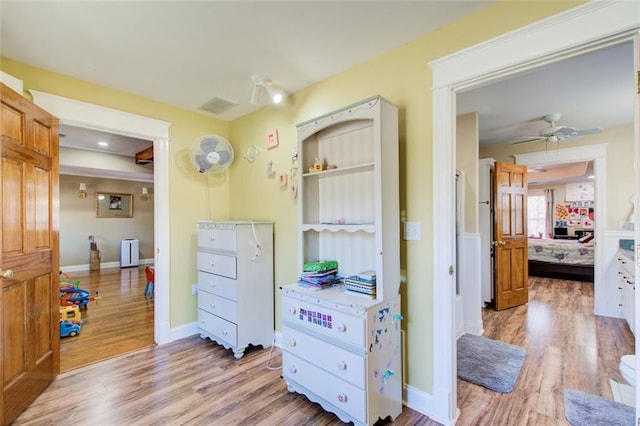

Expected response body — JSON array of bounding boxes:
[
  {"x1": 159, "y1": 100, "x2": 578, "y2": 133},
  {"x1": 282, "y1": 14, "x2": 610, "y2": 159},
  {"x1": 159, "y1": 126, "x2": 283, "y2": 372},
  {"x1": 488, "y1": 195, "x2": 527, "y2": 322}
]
[{"x1": 199, "y1": 97, "x2": 238, "y2": 115}]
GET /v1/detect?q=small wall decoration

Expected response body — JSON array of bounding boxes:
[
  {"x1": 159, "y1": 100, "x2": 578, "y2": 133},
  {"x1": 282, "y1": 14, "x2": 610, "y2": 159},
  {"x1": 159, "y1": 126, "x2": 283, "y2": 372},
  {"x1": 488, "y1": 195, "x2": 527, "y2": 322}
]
[
  {"x1": 96, "y1": 192, "x2": 133, "y2": 218},
  {"x1": 265, "y1": 129, "x2": 279, "y2": 149}
]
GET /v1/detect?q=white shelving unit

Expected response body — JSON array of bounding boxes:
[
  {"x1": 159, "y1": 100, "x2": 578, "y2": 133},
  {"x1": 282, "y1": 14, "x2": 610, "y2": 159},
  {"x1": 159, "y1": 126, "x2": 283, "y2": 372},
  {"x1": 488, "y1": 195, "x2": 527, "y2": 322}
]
[
  {"x1": 281, "y1": 96, "x2": 402, "y2": 425},
  {"x1": 197, "y1": 221, "x2": 274, "y2": 359}
]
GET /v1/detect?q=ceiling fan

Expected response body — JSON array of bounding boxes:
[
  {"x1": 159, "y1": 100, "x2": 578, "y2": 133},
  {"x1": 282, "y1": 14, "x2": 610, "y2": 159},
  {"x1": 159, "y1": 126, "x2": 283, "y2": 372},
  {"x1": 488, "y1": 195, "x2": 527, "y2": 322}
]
[{"x1": 512, "y1": 113, "x2": 602, "y2": 145}]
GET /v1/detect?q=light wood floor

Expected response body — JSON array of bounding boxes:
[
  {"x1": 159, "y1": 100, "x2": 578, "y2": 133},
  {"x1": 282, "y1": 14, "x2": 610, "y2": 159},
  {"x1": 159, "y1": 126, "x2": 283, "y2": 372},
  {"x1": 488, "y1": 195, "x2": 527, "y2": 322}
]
[
  {"x1": 457, "y1": 276, "x2": 634, "y2": 425},
  {"x1": 59, "y1": 266, "x2": 155, "y2": 372},
  {"x1": 14, "y1": 276, "x2": 633, "y2": 425}
]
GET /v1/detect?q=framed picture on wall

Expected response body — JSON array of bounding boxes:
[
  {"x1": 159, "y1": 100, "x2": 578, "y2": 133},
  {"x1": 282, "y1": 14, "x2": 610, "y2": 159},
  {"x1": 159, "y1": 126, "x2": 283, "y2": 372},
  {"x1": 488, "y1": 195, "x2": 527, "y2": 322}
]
[{"x1": 96, "y1": 192, "x2": 133, "y2": 218}]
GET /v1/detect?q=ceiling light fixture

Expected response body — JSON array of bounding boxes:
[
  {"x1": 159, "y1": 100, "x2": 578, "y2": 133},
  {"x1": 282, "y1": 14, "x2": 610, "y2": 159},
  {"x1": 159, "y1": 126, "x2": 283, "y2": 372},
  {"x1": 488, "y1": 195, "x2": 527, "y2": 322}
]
[
  {"x1": 97, "y1": 141, "x2": 109, "y2": 147},
  {"x1": 78, "y1": 183, "x2": 87, "y2": 199},
  {"x1": 250, "y1": 75, "x2": 286, "y2": 106}
]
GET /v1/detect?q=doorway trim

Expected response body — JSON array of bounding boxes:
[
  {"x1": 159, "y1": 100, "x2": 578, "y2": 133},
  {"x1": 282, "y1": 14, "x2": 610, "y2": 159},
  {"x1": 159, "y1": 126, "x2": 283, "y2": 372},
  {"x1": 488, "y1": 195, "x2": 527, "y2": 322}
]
[
  {"x1": 429, "y1": 2, "x2": 639, "y2": 424},
  {"x1": 29, "y1": 90, "x2": 173, "y2": 344}
]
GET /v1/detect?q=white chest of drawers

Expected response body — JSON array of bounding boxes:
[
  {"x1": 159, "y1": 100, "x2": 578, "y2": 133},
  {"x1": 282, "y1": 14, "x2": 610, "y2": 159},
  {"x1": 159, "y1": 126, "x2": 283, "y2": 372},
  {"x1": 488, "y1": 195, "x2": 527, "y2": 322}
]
[
  {"x1": 617, "y1": 249, "x2": 636, "y2": 335},
  {"x1": 197, "y1": 221, "x2": 274, "y2": 358},
  {"x1": 281, "y1": 285, "x2": 402, "y2": 425}
]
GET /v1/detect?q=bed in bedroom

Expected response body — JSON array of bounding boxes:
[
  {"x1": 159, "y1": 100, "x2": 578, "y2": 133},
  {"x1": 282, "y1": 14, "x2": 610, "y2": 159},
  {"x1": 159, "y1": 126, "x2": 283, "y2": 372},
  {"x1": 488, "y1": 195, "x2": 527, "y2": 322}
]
[{"x1": 528, "y1": 237, "x2": 595, "y2": 282}]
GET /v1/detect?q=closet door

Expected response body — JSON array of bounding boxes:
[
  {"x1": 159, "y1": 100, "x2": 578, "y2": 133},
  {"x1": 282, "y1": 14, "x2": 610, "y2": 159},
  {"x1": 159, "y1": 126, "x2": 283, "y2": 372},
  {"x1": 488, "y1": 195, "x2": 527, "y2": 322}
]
[{"x1": 1, "y1": 82, "x2": 60, "y2": 424}]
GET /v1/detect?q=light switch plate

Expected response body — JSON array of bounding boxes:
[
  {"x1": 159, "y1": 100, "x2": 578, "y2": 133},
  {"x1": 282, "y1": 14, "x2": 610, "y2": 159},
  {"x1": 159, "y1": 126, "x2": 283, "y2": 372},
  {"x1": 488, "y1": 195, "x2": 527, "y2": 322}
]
[{"x1": 404, "y1": 222, "x2": 421, "y2": 241}]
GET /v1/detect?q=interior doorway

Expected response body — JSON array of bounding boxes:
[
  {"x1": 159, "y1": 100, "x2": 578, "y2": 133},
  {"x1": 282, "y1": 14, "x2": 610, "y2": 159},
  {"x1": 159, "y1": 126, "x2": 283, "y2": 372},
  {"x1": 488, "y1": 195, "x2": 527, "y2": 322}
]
[
  {"x1": 429, "y1": 4, "x2": 639, "y2": 424},
  {"x1": 29, "y1": 90, "x2": 173, "y2": 346}
]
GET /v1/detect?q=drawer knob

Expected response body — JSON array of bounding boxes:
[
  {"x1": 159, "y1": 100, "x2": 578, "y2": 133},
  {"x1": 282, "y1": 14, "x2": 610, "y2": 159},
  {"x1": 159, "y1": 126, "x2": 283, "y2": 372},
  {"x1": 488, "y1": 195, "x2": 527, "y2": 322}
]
[
  {"x1": 289, "y1": 365, "x2": 297, "y2": 374},
  {"x1": 288, "y1": 307, "x2": 297, "y2": 315},
  {"x1": 336, "y1": 322, "x2": 346, "y2": 332},
  {"x1": 337, "y1": 393, "x2": 347, "y2": 403},
  {"x1": 210, "y1": 304, "x2": 216, "y2": 309},
  {"x1": 337, "y1": 361, "x2": 347, "y2": 370},
  {"x1": 287, "y1": 338, "x2": 296, "y2": 347},
  {"x1": 222, "y1": 329, "x2": 228, "y2": 335},
  {"x1": 210, "y1": 236, "x2": 215, "y2": 241},
  {"x1": 210, "y1": 260, "x2": 215, "y2": 267},
  {"x1": 209, "y1": 281, "x2": 216, "y2": 287}
]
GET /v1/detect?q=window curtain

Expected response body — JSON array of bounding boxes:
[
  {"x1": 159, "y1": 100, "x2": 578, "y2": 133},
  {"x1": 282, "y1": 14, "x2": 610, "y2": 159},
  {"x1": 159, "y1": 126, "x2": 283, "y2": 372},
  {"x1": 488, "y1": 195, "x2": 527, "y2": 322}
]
[{"x1": 544, "y1": 189, "x2": 554, "y2": 238}]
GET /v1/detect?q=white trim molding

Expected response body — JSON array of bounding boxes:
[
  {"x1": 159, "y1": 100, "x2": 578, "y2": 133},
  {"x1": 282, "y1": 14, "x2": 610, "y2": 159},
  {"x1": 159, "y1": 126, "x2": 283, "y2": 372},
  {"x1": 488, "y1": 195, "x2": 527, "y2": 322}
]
[
  {"x1": 461, "y1": 233, "x2": 483, "y2": 336},
  {"x1": 29, "y1": 90, "x2": 174, "y2": 345},
  {"x1": 430, "y1": 2, "x2": 639, "y2": 425}
]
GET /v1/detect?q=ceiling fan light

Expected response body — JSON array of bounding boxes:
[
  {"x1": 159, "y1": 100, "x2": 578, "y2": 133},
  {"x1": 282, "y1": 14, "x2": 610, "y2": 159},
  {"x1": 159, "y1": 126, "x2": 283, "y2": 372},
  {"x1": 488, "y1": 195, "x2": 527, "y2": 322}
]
[
  {"x1": 250, "y1": 75, "x2": 286, "y2": 105},
  {"x1": 270, "y1": 90, "x2": 284, "y2": 104}
]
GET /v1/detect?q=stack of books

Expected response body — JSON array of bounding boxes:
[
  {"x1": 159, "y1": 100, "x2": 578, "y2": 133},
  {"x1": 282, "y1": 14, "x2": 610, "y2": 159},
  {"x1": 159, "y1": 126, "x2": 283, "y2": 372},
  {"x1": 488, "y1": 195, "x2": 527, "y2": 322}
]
[
  {"x1": 298, "y1": 262, "x2": 341, "y2": 290},
  {"x1": 344, "y1": 270, "x2": 377, "y2": 299}
]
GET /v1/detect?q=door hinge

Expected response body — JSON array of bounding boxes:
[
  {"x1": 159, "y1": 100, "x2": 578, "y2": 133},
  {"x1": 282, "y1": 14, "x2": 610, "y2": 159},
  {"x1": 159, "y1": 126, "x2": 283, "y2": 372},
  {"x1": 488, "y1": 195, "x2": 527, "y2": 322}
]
[{"x1": 637, "y1": 71, "x2": 640, "y2": 94}]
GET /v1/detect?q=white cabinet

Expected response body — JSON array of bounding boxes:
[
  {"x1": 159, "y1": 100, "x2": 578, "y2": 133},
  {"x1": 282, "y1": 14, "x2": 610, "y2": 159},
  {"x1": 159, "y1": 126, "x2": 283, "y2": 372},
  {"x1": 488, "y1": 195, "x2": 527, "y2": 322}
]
[
  {"x1": 616, "y1": 250, "x2": 635, "y2": 335},
  {"x1": 281, "y1": 96, "x2": 402, "y2": 425},
  {"x1": 197, "y1": 221, "x2": 274, "y2": 359}
]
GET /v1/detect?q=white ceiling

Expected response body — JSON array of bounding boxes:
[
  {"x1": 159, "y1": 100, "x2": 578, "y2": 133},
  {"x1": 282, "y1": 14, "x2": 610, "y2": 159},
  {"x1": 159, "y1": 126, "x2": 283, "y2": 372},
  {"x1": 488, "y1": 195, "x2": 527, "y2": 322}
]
[
  {"x1": 1, "y1": 1, "x2": 493, "y2": 122},
  {"x1": 457, "y1": 41, "x2": 635, "y2": 146},
  {"x1": 2, "y1": 2, "x2": 633, "y2": 169}
]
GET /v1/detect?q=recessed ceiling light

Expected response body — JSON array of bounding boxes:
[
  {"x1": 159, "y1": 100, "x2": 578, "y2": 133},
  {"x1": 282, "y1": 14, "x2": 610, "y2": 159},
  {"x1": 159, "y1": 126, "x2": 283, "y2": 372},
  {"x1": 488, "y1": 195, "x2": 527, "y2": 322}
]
[
  {"x1": 98, "y1": 141, "x2": 109, "y2": 147},
  {"x1": 588, "y1": 175, "x2": 595, "y2": 179}
]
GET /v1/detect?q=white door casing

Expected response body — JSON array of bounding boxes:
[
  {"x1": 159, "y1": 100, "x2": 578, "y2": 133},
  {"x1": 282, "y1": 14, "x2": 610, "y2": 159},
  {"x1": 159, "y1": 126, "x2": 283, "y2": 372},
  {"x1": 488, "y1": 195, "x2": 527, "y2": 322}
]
[
  {"x1": 429, "y1": 2, "x2": 640, "y2": 425},
  {"x1": 30, "y1": 90, "x2": 173, "y2": 344}
]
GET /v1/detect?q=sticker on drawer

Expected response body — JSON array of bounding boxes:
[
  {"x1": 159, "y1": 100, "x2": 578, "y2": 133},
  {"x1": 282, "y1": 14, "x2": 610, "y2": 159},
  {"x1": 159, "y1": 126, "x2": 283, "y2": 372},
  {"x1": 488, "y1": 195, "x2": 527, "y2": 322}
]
[{"x1": 283, "y1": 298, "x2": 365, "y2": 347}]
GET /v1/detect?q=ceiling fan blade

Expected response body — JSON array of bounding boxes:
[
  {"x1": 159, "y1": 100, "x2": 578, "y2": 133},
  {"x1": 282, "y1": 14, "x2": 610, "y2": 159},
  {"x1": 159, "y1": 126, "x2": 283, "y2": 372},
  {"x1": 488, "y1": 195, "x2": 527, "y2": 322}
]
[
  {"x1": 511, "y1": 136, "x2": 544, "y2": 145},
  {"x1": 574, "y1": 127, "x2": 603, "y2": 136}
]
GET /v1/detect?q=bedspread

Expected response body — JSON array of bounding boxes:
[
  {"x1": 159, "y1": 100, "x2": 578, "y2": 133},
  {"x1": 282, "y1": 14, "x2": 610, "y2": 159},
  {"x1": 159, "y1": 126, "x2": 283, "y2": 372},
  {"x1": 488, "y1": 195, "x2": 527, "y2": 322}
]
[{"x1": 528, "y1": 238, "x2": 594, "y2": 265}]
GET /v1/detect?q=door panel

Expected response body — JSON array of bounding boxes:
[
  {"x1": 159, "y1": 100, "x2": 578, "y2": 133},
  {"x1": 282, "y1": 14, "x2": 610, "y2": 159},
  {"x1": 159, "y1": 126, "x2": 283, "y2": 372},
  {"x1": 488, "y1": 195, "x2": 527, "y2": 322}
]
[
  {"x1": 494, "y1": 162, "x2": 528, "y2": 311},
  {"x1": 1, "y1": 82, "x2": 60, "y2": 425}
]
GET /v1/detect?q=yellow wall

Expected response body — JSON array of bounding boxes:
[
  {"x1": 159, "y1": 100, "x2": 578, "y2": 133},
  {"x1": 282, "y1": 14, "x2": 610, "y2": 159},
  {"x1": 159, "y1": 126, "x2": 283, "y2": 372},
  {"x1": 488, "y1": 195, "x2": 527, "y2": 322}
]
[
  {"x1": 456, "y1": 112, "x2": 479, "y2": 234},
  {"x1": 1, "y1": 0, "x2": 584, "y2": 396}
]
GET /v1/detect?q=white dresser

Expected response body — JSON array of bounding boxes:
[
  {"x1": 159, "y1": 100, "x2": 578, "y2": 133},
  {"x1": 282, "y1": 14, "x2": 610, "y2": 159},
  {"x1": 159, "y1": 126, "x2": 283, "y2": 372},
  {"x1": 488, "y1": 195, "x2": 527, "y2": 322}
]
[
  {"x1": 282, "y1": 96, "x2": 402, "y2": 425},
  {"x1": 282, "y1": 286, "x2": 401, "y2": 425},
  {"x1": 616, "y1": 243, "x2": 636, "y2": 335},
  {"x1": 197, "y1": 220, "x2": 274, "y2": 358}
]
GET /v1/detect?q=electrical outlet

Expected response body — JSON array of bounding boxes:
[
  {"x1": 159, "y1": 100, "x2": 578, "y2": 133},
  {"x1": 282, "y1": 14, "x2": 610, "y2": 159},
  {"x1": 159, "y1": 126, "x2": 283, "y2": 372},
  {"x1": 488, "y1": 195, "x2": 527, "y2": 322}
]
[
  {"x1": 404, "y1": 222, "x2": 421, "y2": 241},
  {"x1": 192, "y1": 284, "x2": 198, "y2": 295}
]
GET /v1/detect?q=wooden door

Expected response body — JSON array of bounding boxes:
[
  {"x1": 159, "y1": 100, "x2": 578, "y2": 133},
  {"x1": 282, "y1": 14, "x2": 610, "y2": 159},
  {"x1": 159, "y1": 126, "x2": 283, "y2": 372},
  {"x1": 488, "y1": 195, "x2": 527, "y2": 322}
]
[
  {"x1": 493, "y1": 162, "x2": 528, "y2": 311},
  {"x1": 1, "y1": 82, "x2": 60, "y2": 424}
]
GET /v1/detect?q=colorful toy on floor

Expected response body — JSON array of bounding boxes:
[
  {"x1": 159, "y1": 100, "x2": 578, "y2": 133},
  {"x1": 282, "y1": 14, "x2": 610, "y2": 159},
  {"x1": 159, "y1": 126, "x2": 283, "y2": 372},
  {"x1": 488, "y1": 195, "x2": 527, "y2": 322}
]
[
  {"x1": 59, "y1": 305, "x2": 82, "y2": 322},
  {"x1": 144, "y1": 266, "x2": 154, "y2": 299},
  {"x1": 59, "y1": 305, "x2": 82, "y2": 337},
  {"x1": 60, "y1": 320, "x2": 81, "y2": 337},
  {"x1": 59, "y1": 271, "x2": 101, "y2": 308}
]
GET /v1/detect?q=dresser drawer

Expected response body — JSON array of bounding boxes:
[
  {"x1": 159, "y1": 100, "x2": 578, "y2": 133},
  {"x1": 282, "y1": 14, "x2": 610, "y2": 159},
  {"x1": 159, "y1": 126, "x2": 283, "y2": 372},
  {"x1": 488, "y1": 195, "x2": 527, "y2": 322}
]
[
  {"x1": 283, "y1": 352, "x2": 366, "y2": 424},
  {"x1": 198, "y1": 227, "x2": 236, "y2": 252},
  {"x1": 197, "y1": 251, "x2": 236, "y2": 279},
  {"x1": 198, "y1": 309, "x2": 237, "y2": 347},
  {"x1": 198, "y1": 271, "x2": 237, "y2": 301},
  {"x1": 283, "y1": 326, "x2": 365, "y2": 387},
  {"x1": 198, "y1": 290, "x2": 237, "y2": 323},
  {"x1": 282, "y1": 296, "x2": 365, "y2": 348}
]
